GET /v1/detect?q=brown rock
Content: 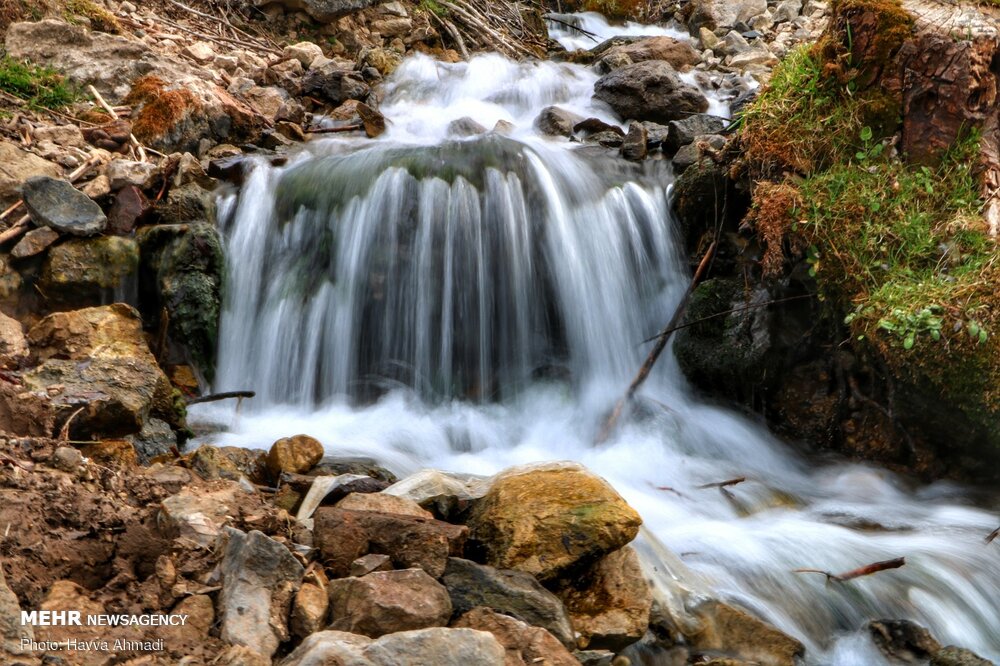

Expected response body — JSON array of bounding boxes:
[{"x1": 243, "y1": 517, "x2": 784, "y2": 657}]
[
  {"x1": 327, "y1": 569, "x2": 452, "y2": 638},
  {"x1": 0, "y1": 139, "x2": 61, "y2": 207},
  {"x1": 357, "y1": 101, "x2": 386, "y2": 138},
  {"x1": 466, "y1": 463, "x2": 642, "y2": 580},
  {"x1": 10, "y1": 226, "x2": 60, "y2": 259},
  {"x1": 0, "y1": 312, "x2": 27, "y2": 370},
  {"x1": 174, "y1": 594, "x2": 215, "y2": 635},
  {"x1": 337, "y1": 492, "x2": 433, "y2": 518},
  {"x1": 314, "y1": 507, "x2": 468, "y2": 578},
  {"x1": 453, "y1": 606, "x2": 579, "y2": 666},
  {"x1": 267, "y1": 434, "x2": 325, "y2": 476},
  {"x1": 351, "y1": 553, "x2": 393, "y2": 576},
  {"x1": 553, "y1": 546, "x2": 651, "y2": 651},
  {"x1": 596, "y1": 36, "x2": 701, "y2": 71},
  {"x1": 291, "y1": 582, "x2": 329, "y2": 639},
  {"x1": 688, "y1": 600, "x2": 804, "y2": 666},
  {"x1": 106, "y1": 185, "x2": 151, "y2": 234}
]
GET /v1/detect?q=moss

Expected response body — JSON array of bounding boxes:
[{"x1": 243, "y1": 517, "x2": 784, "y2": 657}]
[
  {"x1": 125, "y1": 76, "x2": 201, "y2": 145},
  {"x1": 0, "y1": 54, "x2": 76, "y2": 109},
  {"x1": 63, "y1": 0, "x2": 120, "y2": 33},
  {"x1": 813, "y1": 0, "x2": 913, "y2": 87}
]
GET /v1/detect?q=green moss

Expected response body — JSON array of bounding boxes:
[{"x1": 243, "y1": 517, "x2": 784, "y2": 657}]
[
  {"x1": 0, "y1": 54, "x2": 77, "y2": 109},
  {"x1": 63, "y1": 0, "x2": 121, "y2": 33}
]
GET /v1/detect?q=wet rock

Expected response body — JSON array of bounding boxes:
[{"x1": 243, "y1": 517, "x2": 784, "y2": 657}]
[
  {"x1": 327, "y1": 569, "x2": 452, "y2": 637},
  {"x1": 159, "y1": 481, "x2": 243, "y2": 547},
  {"x1": 291, "y1": 582, "x2": 329, "y2": 639},
  {"x1": 453, "y1": 606, "x2": 579, "y2": 666},
  {"x1": 357, "y1": 102, "x2": 387, "y2": 138},
  {"x1": 466, "y1": 463, "x2": 642, "y2": 581},
  {"x1": 300, "y1": 63, "x2": 371, "y2": 106},
  {"x1": 338, "y1": 492, "x2": 434, "y2": 518},
  {"x1": 931, "y1": 646, "x2": 994, "y2": 666},
  {"x1": 672, "y1": 142, "x2": 702, "y2": 173},
  {"x1": 0, "y1": 312, "x2": 28, "y2": 370},
  {"x1": 575, "y1": 650, "x2": 615, "y2": 665},
  {"x1": 0, "y1": 563, "x2": 32, "y2": 656},
  {"x1": 283, "y1": 41, "x2": 325, "y2": 67},
  {"x1": 22, "y1": 176, "x2": 106, "y2": 236},
  {"x1": 621, "y1": 123, "x2": 649, "y2": 161},
  {"x1": 314, "y1": 507, "x2": 468, "y2": 578},
  {"x1": 553, "y1": 546, "x2": 651, "y2": 651},
  {"x1": 869, "y1": 619, "x2": 941, "y2": 662},
  {"x1": 40, "y1": 235, "x2": 139, "y2": 305},
  {"x1": 267, "y1": 434, "x2": 325, "y2": 476},
  {"x1": 585, "y1": 130, "x2": 625, "y2": 148},
  {"x1": 106, "y1": 159, "x2": 160, "y2": 191},
  {"x1": 359, "y1": 46, "x2": 404, "y2": 76},
  {"x1": 593, "y1": 61, "x2": 709, "y2": 124},
  {"x1": 666, "y1": 114, "x2": 728, "y2": 153},
  {"x1": 281, "y1": 628, "x2": 506, "y2": 666},
  {"x1": 442, "y1": 557, "x2": 575, "y2": 648},
  {"x1": 448, "y1": 117, "x2": 488, "y2": 137},
  {"x1": 574, "y1": 117, "x2": 624, "y2": 138},
  {"x1": 688, "y1": 600, "x2": 804, "y2": 666},
  {"x1": 219, "y1": 528, "x2": 304, "y2": 658},
  {"x1": 535, "y1": 106, "x2": 585, "y2": 137},
  {"x1": 107, "y1": 185, "x2": 151, "y2": 234},
  {"x1": 351, "y1": 553, "x2": 393, "y2": 576},
  {"x1": 688, "y1": 0, "x2": 768, "y2": 33},
  {"x1": 594, "y1": 36, "x2": 700, "y2": 71},
  {"x1": 127, "y1": 417, "x2": 177, "y2": 465},
  {"x1": 0, "y1": 140, "x2": 61, "y2": 208},
  {"x1": 10, "y1": 226, "x2": 60, "y2": 260}
]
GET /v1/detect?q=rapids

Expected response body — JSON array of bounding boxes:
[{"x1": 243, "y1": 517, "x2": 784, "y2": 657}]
[{"x1": 194, "y1": 30, "x2": 1000, "y2": 665}]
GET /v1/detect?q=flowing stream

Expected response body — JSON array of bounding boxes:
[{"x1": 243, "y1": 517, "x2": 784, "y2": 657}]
[{"x1": 195, "y1": 28, "x2": 1000, "y2": 665}]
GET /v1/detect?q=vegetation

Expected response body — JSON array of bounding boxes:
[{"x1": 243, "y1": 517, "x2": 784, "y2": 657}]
[
  {"x1": 0, "y1": 53, "x2": 76, "y2": 108},
  {"x1": 63, "y1": 0, "x2": 121, "y2": 33}
]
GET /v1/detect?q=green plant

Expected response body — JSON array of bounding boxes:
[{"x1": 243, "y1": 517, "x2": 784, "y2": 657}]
[
  {"x1": 419, "y1": 0, "x2": 448, "y2": 16},
  {"x1": 0, "y1": 54, "x2": 76, "y2": 109}
]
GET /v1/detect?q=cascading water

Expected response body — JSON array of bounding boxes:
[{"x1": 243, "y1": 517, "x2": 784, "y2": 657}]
[{"x1": 199, "y1": 42, "x2": 1000, "y2": 665}]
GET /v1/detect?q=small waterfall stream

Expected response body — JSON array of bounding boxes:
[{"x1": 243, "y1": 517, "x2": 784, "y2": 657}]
[{"x1": 196, "y1": 41, "x2": 1000, "y2": 665}]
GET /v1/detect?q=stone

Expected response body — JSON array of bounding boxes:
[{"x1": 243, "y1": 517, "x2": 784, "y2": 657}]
[
  {"x1": 666, "y1": 114, "x2": 728, "y2": 153},
  {"x1": 280, "y1": 628, "x2": 507, "y2": 666},
  {"x1": 453, "y1": 606, "x2": 579, "y2": 666},
  {"x1": 244, "y1": 85, "x2": 295, "y2": 123},
  {"x1": 183, "y1": 41, "x2": 216, "y2": 63},
  {"x1": 466, "y1": 463, "x2": 642, "y2": 580},
  {"x1": 441, "y1": 558, "x2": 575, "y2": 648},
  {"x1": 10, "y1": 226, "x2": 60, "y2": 259},
  {"x1": 82, "y1": 174, "x2": 112, "y2": 199},
  {"x1": 33, "y1": 125, "x2": 85, "y2": 148},
  {"x1": 217, "y1": 645, "x2": 273, "y2": 666},
  {"x1": 21, "y1": 176, "x2": 106, "y2": 236},
  {"x1": 283, "y1": 41, "x2": 325, "y2": 67},
  {"x1": 184, "y1": 444, "x2": 267, "y2": 483},
  {"x1": 621, "y1": 123, "x2": 649, "y2": 161},
  {"x1": 573, "y1": 117, "x2": 624, "y2": 138},
  {"x1": 688, "y1": 600, "x2": 804, "y2": 666},
  {"x1": 300, "y1": 63, "x2": 371, "y2": 106},
  {"x1": 357, "y1": 102, "x2": 387, "y2": 138},
  {"x1": 0, "y1": 563, "x2": 33, "y2": 656},
  {"x1": 553, "y1": 546, "x2": 651, "y2": 651},
  {"x1": 107, "y1": 184, "x2": 151, "y2": 234},
  {"x1": 370, "y1": 17, "x2": 412, "y2": 38},
  {"x1": 358, "y1": 46, "x2": 404, "y2": 76},
  {"x1": 687, "y1": 0, "x2": 769, "y2": 33},
  {"x1": 39, "y1": 235, "x2": 139, "y2": 304},
  {"x1": 159, "y1": 482, "x2": 243, "y2": 547},
  {"x1": 0, "y1": 257, "x2": 20, "y2": 305},
  {"x1": 267, "y1": 434, "x2": 325, "y2": 476},
  {"x1": 314, "y1": 507, "x2": 468, "y2": 578},
  {"x1": 383, "y1": 469, "x2": 487, "y2": 518},
  {"x1": 672, "y1": 142, "x2": 702, "y2": 173},
  {"x1": 594, "y1": 36, "x2": 700, "y2": 71},
  {"x1": 728, "y1": 47, "x2": 779, "y2": 69},
  {"x1": 722, "y1": 30, "x2": 752, "y2": 55},
  {"x1": 258, "y1": 0, "x2": 383, "y2": 23},
  {"x1": 772, "y1": 0, "x2": 802, "y2": 23},
  {"x1": 327, "y1": 569, "x2": 452, "y2": 637},
  {"x1": 50, "y1": 445, "x2": 84, "y2": 472},
  {"x1": 295, "y1": 473, "x2": 391, "y2": 523},
  {"x1": 535, "y1": 106, "x2": 584, "y2": 137},
  {"x1": 584, "y1": 131, "x2": 623, "y2": 147},
  {"x1": 0, "y1": 312, "x2": 28, "y2": 371},
  {"x1": 127, "y1": 418, "x2": 178, "y2": 465},
  {"x1": 351, "y1": 553, "x2": 393, "y2": 577},
  {"x1": 593, "y1": 61, "x2": 709, "y2": 124},
  {"x1": 931, "y1": 646, "x2": 994, "y2": 666},
  {"x1": 700, "y1": 27, "x2": 720, "y2": 50},
  {"x1": 220, "y1": 528, "x2": 304, "y2": 658},
  {"x1": 312, "y1": 456, "x2": 397, "y2": 482},
  {"x1": 106, "y1": 159, "x2": 160, "y2": 190},
  {"x1": 265, "y1": 58, "x2": 305, "y2": 91},
  {"x1": 869, "y1": 619, "x2": 941, "y2": 662},
  {"x1": 337, "y1": 492, "x2": 433, "y2": 518},
  {"x1": 291, "y1": 582, "x2": 329, "y2": 639},
  {"x1": 448, "y1": 117, "x2": 488, "y2": 137},
  {"x1": 174, "y1": 594, "x2": 215, "y2": 635}
]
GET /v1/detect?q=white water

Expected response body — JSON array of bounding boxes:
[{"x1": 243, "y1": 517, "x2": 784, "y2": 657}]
[
  {"x1": 546, "y1": 11, "x2": 689, "y2": 52},
  {"x1": 199, "y1": 39, "x2": 1000, "y2": 666}
]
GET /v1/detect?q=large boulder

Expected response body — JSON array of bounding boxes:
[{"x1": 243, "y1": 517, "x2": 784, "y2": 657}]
[
  {"x1": 592, "y1": 36, "x2": 700, "y2": 71},
  {"x1": 219, "y1": 528, "x2": 304, "y2": 658},
  {"x1": 327, "y1": 569, "x2": 452, "y2": 637},
  {"x1": 465, "y1": 463, "x2": 642, "y2": 580},
  {"x1": 21, "y1": 176, "x2": 106, "y2": 237},
  {"x1": 453, "y1": 607, "x2": 579, "y2": 666},
  {"x1": 593, "y1": 61, "x2": 709, "y2": 124},
  {"x1": 0, "y1": 139, "x2": 60, "y2": 207},
  {"x1": 441, "y1": 558, "x2": 575, "y2": 648},
  {"x1": 280, "y1": 628, "x2": 506, "y2": 666},
  {"x1": 314, "y1": 507, "x2": 468, "y2": 578},
  {"x1": 0, "y1": 304, "x2": 178, "y2": 438},
  {"x1": 552, "y1": 546, "x2": 652, "y2": 651},
  {"x1": 40, "y1": 235, "x2": 139, "y2": 306},
  {"x1": 687, "y1": 0, "x2": 769, "y2": 33}
]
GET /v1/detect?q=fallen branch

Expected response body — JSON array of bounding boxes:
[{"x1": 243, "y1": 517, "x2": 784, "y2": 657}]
[
  {"x1": 0, "y1": 216, "x2": 30, "y2": 244},
  {"x1": 186, "y1": 390, "x2": 256, "y2": 405},
  {"x1": 698, "y1": 476, "x2": 746, "y2": 490},
  {"x1": 987, "y1": 526, "x2": 999, "y2": 544},
  {"x1": 306, "y1": 124, "x2": 364, "y2": 134},
  {"x1": 596, "y1": 241, "x2": 717, "y2": 443},
  {"x1": 638, "y1": 294, "x2": 814, "y2": 345},
  {"x1": 543, "y1": 14, "x2": 599, "y2": 41},
  {"x1": 794, "y1": 557, "x2": 906, "y2": 583}
]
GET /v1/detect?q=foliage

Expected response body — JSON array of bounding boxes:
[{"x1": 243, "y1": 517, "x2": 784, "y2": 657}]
[
  {"x1": 419, "y1": 0, "x2": 448, "y2": 16},
  {"x1": 0, "y1": 54, "x2": 76, "y2": 109}
]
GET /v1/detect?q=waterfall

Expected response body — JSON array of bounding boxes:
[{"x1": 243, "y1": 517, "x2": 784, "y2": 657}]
[{"x1": 202, "y1": 50, "x2": 1000, "y2": 664}]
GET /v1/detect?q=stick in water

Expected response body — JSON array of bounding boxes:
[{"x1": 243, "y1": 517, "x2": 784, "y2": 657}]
[
  {"x1": 794, "y1": 557, "x2": 906, "y2": 583},
  {"x1": 596, "y1": 241, "x2": 717, "y2": 444}
]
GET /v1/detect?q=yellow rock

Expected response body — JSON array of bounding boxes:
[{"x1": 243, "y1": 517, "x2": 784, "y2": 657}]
[{"x1": 266, "y1": 434, "x2": 325, "y2": 477}]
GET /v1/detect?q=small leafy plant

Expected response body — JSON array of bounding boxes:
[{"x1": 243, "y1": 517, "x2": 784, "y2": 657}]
[{"x1": 0, "y1": 54, "x2": 76, "y2": 109}]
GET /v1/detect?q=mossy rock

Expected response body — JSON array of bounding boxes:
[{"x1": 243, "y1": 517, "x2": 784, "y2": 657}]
[{"x1": 40, "y1": 235, "x2": 138, "y2": 306}]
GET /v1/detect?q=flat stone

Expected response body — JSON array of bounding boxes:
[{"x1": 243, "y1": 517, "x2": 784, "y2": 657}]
[
  {"x1": 10, "y1": 226, "x2": 60, "y2": 259},
  {"x1": 0, "y1": 138, "x2": 60, "y2": 207},
  {"x1": 350, "y1": 553, "x2": 393, "y2": 577},
  {"x1": 21, "y1": 176, "x2": 106, "y2": 236},
  {"x1": 327, "y1": 569, "x2": 451, "y2": 638},
  {"x1": 337, "y1": 492, "x2": 433, "y2": 519}
]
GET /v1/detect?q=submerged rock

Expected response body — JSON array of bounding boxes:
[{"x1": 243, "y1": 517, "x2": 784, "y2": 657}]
[
  {"x1": 593, "y1": 61, "x2": 709, "y2": 124},
  {"x1": 535, "y1": 106, "x2": 584, "y2": 137},
  {"x1": 22, "y1": 176, "x2": 106, "y2": 237},
  {"x1": 327, "y1": 568, "x2": 452, "y2": 637}
]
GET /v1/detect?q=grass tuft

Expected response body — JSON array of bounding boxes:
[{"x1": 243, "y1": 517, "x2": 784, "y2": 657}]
[{"x1": 0, "y1": 54, "x2": 77, "y2": 109}]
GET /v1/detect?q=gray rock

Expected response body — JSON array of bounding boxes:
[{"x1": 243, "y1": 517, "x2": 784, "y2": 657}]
[
  {"x1": 442, "y1": 558, "x2": 575, "y2": 648},
  {"x1": 11, "y1": 226, "x2": 60, "y2": 259},
  {"x1": 311, "y1": 456, "x2": 398, "y2": 483},
  {"x1": 257, "y1": 0, "x2": 382, "y2": 23},
  {"x1": 327, "y1": 569, "x2": 452, "y2": 638},
  {"x1": 448, "y1": 117, "x2": 488, "y2": 137},
  {"x1": 21, "y1": 176, "x2": 106, "y2": 236},
  {"x1": 688, "y1": 0, "x2": 768, "y2": 32},
  {"x1": 106, "y1": 159, "x2": 161, "y2": 190},
  {"x1": 672, "y1": 142, "x2": 702, "y2": 173},
  {"x1": 772, "y1": 0, "x2": 802, "y2": 22},
  {"x1": 665, "y1": 114, "x2": 728, "y2": 153},
  {"x1": 593, "y1": 61, "x2": 709, "y2": 124},
  {"x1": 585, "y1": 130, "x2": 625, "y2": 148},
  {"x1": 621, "y1": 123, "x2": 649, "y2": 161},
  {"x1": 220, "y1": 528, "x2": 305, "y2": 658},
  {"x1": 300, "y1": 63, "x2": 371, "y2": 106},
  {"x1": 127, "y1": 418, "x2": 177, "y2": 465},
  {"x1": 535, "y1": 106, "x2": 584, "y2": 137},
  {"x1": 721, "y1": 30, "x2": 752, "y2": 55},
  {"x1": 280, "y1": 628, "x2": 506, "y2": 666},
  {"x1": 931, "y1": 646, "x2": 994, "y2": 666}
]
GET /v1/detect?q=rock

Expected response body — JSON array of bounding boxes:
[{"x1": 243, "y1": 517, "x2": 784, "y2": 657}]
[
  {"x1": 688, "y1": 0, "x2": 769, "y2": 33},
  {"x1": 267, "y1": 434, "x2": 325, "y2": 476},
  {"x1": 244, "y1": 86, "x2": 301, "y2": 124},
  {"x1": 338, "y1": 492, "x2": 434, "y2": 518},
  {"x1": 575, "y1": 650, "x2": 615, "y2": 666},
  {"x1": 265, "y1": 58, "x2": 305, "y2": 91},
  {"x1": 81, "y1": 174, "x2": 111, "y2": 199},
  {"x1": 700, "y1": 26, "x2": 720, "y2": 50},
  {"x1": 184, "y1": 444, "x2": 267, "y2": 483},
  {"x1": 0, "y1": 312, "x2": 28, "y2": 370},
  {"x1": 493, "y1": 120, "x2": 515, "y2": 134},
  {"x1": 10, "y1": 226, "x2": 60, "y2": 259},
  {"x1": 312, "y1": 456, "x2": 398, "y2": 483},
  {"x1": 294, "y1": 473, "x2": 391, "y2": 521},
  {"x1": 33, "y1": 125, "x2": 85, "y2": 148},
  {"x1": 359, "y1": 46, "x2": 404, "y2": 76},
  {"x1": 0, "y1": 564, "x2": 32, "y2": 656},
  {"x1": 300, "y1": 63, "x2": 371, "y2": 106},
  {"x1": 159, "y1": 482, "x2": 243, "y2": 547},
  {"x1": 217, "y1": 645, "x2": 273, "y2": 666},
  {"x1": 183, "y1": 41, "x2": 216, "y2": 63},
  {"x1": 137, "y1": 221, "x2": 224, "y2": 379},
  {"x1": 721, "y1": 30, "x2": 752, "y2": 55},
  {"x1": 666, "y1": 114, "x2": 728, "y2": 153},
  {"x1": 728, "y1": 47, "x2": 779, "y2": 70},
  {"x1": 51, "y1": 445, "x2": 84, "y2": 471},
  {"x1": 931, "y1": 646, "x2": 994, "y2": 666},
  {"x1": 327, "y1": 569, "x2": 452, "y2": 637},
  {"x1": 621, "y1": 123, "x2": 649, "y2": 161},
  {"x1": 314, "y1": 507, "x2": 468, "y2": 578},
  {"x1": 535, "y1": 106, "x2": 584, "y2": 137},
  {"x1": 441, "y1": 558, "x2": 575, "y2": 648},
  {"x1": 40, "y1": 235, "x2": 139, "y2": 305},
  {"x1": 383, "y1": 469, "x2": 486, "y2": 519},
  {"x1": 593, "y1": 61, "x2": 709, "y2": 124},
  {"x1": 772, "y1": 0, "x2": 802, "y2": 22},
  {"x1": 0, "y1": 257, "x2": 20, "y2": 305},
  {"x1": 280, "y1": 628, "x2": 506, "y2": 666},
  {"x1": 174, "y1": 594, "x2": 215, "y2": 635},
  {"x1": 21, "y1": 176, "x2": 107, "y2": 236},
  {"x1": 553, "y1": 546, "x2": 651, "y2": 651},
  {"x1": 291, "y1": 582, "x2": 329, "y2": 639},
  {"x1": 107, "y1": 185, "x2": 151, "y2": 234},
  {"x1": 672, "y1": 142, "x2": 701, "y2": 173},
  {"x1": 127, "y1": 417, "x2": 177, "y2": 465},
  {"x1": 453, "y1": 606, "x2": 579, "y2": 666},
  {"x1": 351, "y1": 553, "x2": 393, "y2": 576},
  {"x1": 357, "y1": 102, "x2": 387, "y2": 138},
  {"x1": 466, "y1": 463, "x2": 642, "y2": 581},
  {"x1": 869, "y1": 619, "x2": 941, "y2": 662},
  {"x1": 219, "y1": 528, "x2": 304, "y2": 658},
  {"x1": 283, "y1": 42, "x2": 325, "y2": 67},
  {"x1": 106, "y1": 159, "x2": 160, "y2": 190},
  {"x1": 688, "y1": 600, "x2": 804, "y2": 666},
  {"x1": 259, "y1": 0, "x2": 383, "y2": 23},
  {"x1": 448, "y1": 117, "x2": 488, "y2": 137},
  {"x1": 594, "y1": 36, "x2": 700, "y2": 71}
]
